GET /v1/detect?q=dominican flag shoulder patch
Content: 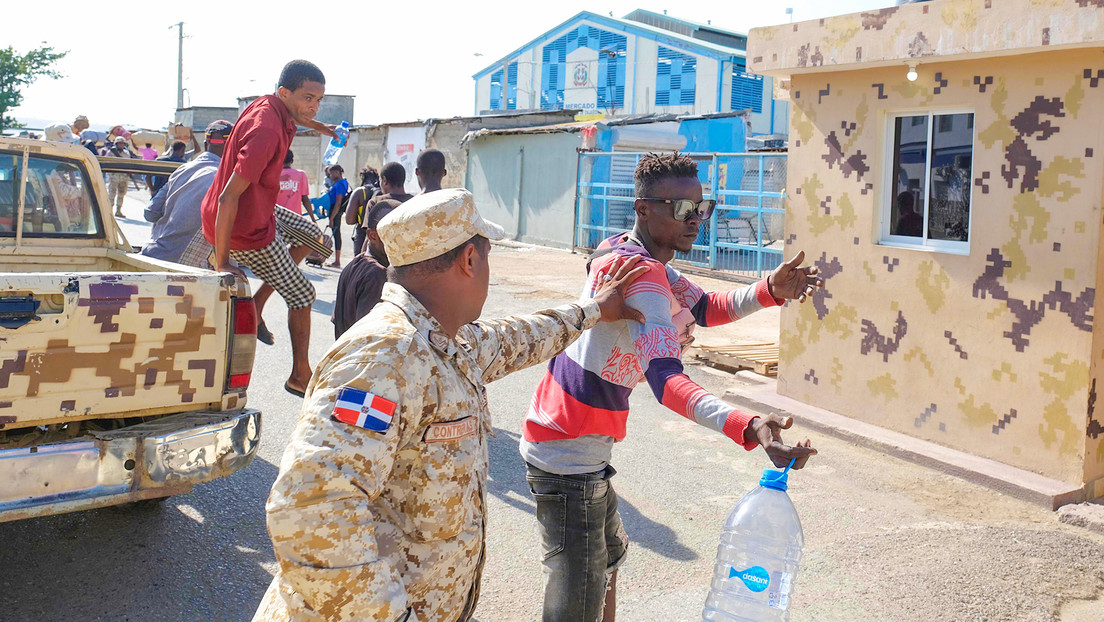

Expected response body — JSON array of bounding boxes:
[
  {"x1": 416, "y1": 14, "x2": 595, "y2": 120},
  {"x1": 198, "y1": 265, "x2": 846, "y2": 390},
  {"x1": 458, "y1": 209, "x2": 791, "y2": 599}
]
[{"x1": 331, "y1": 387, "x2": 397, "y2": 432}]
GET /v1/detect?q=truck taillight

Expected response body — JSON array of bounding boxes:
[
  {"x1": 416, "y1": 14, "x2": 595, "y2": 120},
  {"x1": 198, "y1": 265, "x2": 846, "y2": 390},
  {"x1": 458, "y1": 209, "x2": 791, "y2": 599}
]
[{"x1": 227, "y1": 298, "x2": 256, "y2": 390}]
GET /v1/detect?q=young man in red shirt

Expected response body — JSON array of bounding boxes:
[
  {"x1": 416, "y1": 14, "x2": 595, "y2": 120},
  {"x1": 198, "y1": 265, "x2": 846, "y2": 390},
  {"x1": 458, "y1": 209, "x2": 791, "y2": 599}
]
[
  {"x1": 201, "y1": 59, "x2": 337, "y2": 397},
  {"x1": 521, "y1": 153, "x2": 820, "y2": 622}
]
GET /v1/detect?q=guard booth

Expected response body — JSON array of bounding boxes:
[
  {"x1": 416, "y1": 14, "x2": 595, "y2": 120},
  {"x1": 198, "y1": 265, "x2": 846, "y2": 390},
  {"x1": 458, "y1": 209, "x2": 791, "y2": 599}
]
[{"x1": 574, "y1": 151, "x2": 787, "y2": 278}]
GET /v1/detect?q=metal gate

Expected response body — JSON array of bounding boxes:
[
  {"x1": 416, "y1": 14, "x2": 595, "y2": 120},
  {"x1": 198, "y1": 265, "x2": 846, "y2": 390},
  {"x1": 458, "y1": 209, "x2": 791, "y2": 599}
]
[{"x1": 574, "y1": 151, "x2": 787, "y2": 278}]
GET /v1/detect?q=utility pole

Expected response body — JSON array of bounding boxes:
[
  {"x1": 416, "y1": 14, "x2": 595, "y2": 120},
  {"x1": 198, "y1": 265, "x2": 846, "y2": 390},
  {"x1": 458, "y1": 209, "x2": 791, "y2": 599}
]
[{"x1": 172, "y1": 22, "x2": 184, "y2": 110}]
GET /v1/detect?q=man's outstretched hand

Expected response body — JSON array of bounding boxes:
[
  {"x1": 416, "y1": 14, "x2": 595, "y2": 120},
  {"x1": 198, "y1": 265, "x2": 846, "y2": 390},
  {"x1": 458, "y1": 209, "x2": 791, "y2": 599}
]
[
  {"x1": 744, "y1": 414, "x2": 817, "y2": 469},
  {"x1": 767, "y1": 250, "x2": 824, "y2": 302},
  {"x1": 592, "y1": 255, "x2": 648, "y2": 324}
]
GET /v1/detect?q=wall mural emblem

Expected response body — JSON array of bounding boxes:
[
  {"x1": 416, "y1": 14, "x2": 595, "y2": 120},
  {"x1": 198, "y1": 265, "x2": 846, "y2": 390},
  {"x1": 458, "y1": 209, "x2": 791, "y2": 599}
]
[{"x1": 573, "y1": 63, "x2": 589, "y2": 87}]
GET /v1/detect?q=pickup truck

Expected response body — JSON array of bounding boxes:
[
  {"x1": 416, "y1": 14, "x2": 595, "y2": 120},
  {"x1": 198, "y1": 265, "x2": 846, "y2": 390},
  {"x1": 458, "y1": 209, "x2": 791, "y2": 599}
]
[{"x1": 0, "y1": 137, "x2": 260, "y2": 522}]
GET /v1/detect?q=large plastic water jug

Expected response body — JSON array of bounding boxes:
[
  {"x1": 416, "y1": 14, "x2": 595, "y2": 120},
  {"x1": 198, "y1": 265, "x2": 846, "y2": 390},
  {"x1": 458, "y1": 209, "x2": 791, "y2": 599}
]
[
  {"x1": 323, "y1": 121, "x2": 350, "y2": 165},
  {"x1": 702, "y1": 463, "x2": 803, "y2": 621}
]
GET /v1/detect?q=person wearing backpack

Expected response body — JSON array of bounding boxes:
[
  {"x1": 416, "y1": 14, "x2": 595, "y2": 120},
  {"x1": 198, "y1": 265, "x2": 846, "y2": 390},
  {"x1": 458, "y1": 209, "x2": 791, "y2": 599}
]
[{"x1": 346, "y1": 166, "x2": 380, "y2": 255}]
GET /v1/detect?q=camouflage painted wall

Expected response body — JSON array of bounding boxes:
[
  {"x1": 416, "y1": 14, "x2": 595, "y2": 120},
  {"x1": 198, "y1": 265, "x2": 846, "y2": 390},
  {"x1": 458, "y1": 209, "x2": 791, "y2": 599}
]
[
  {"x1": 748, "y1": 0, "x2": 1104, "y2": 76},
  {"x1": 776, "y1": 47, "x2": 1104, "y2": 489}
]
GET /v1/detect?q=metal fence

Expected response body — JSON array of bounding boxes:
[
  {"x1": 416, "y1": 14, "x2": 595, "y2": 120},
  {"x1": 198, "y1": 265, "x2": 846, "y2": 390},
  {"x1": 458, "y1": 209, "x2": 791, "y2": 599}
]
[{"x1": 574, "y1": 151, "x2": 787, "y2": 278}]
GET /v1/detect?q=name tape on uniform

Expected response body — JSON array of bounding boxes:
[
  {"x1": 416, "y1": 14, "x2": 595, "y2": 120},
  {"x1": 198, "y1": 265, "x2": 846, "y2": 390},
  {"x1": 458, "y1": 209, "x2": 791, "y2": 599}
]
[
  {"x1": 332, "y1": 387, "x2": 397, "y2": 432},
  {"x1": 424, "y1": 416, "x2": 478, "y2": 443}
]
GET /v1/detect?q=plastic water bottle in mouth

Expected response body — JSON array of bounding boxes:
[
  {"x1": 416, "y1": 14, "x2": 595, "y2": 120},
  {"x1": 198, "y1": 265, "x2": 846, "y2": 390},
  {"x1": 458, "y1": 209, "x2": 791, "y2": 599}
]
[{"x1": 702, "y1": 459, "x2": 803, "y2": 621}]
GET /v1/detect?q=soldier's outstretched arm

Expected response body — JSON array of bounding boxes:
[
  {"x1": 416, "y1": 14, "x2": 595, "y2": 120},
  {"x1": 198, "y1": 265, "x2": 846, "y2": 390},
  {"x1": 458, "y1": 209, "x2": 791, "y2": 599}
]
[
  {"x1": 265, "y1": 348, "x2": 422, "y2": 621},
  {"x1": 467, "y1": 255, "x2": 647, "y2": 384}
]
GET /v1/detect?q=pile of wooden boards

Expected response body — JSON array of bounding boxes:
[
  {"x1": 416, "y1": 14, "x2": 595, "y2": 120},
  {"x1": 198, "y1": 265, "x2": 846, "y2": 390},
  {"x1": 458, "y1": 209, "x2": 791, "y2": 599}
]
[{"x1": 694, "y1": 342, "x2": 779, "y2": 377}]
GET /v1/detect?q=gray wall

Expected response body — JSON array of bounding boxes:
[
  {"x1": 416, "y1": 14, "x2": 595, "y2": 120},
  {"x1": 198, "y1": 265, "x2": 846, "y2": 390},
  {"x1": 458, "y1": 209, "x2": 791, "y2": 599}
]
[
  {"x1": 174, "y1": 107, "x2": 240, "y2": 130},
  {"x1": 290, "y1": 111, "x2": 582, "y2": 210},
  {"x1": 349, "y1": 112, "x2": 578, "y2": 195},
  {"x1": 465, "y1": 132, "x2": 580, "y2": 250},
  {"x1": 314, "y1": 95, "x2": 355, "y2": 126},
  {"x1": 236, "y1": 95, "x2": 355, "y2": 126}
]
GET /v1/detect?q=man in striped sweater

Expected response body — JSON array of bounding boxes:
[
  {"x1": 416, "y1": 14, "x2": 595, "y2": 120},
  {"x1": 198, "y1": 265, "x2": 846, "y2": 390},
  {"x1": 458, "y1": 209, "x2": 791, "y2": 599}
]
[{"x1": 521, "y1": 152, "x2": 822, "y2": 622}]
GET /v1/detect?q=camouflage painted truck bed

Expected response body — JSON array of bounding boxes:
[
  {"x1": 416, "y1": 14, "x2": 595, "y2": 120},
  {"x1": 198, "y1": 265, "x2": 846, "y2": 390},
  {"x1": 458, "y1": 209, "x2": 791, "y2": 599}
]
[{"x1": 0, "y1": 137, "x2": 260, "y2": 522}]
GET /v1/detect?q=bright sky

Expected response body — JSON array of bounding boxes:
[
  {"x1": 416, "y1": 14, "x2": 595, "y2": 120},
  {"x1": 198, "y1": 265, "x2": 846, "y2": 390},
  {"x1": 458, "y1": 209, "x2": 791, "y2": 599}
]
[{"x1": 9, "y1": 0, "x2": 888, "y2": 131}]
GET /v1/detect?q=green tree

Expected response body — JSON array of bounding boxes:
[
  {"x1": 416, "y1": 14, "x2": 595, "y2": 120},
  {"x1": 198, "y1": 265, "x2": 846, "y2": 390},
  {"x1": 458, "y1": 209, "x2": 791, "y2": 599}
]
[{"x1": 0, "y1": 44, "x2": 68, "y2": 134}]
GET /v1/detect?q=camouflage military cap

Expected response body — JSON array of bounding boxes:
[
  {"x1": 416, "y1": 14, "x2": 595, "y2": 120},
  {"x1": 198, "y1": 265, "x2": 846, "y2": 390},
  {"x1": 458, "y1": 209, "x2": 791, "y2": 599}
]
[{"x1": 377, "y1": 188, "x2": 505, "y2": 267}]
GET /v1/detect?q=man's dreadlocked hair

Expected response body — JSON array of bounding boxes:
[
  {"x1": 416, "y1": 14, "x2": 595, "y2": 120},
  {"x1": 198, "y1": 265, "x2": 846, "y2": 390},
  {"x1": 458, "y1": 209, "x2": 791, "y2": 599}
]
[{"x1": 633, "y1": 152, "x2": 699, "y2": 197}]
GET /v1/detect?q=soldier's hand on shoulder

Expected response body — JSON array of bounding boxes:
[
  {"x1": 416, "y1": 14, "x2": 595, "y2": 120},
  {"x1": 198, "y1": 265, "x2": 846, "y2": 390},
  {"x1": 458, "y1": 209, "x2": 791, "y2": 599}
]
[{"x1": 593, "y1": 254, "x2": 648, "y2": 324}]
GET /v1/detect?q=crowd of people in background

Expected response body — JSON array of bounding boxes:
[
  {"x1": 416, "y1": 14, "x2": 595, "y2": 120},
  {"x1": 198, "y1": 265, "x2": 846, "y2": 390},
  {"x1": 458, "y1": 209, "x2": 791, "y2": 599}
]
[
  {"x1": 34, "y1": 114, "x2": 209, "y2": 219},
  {"x1": 33, "y1": 100, "x2": 452, "y2": 360}
]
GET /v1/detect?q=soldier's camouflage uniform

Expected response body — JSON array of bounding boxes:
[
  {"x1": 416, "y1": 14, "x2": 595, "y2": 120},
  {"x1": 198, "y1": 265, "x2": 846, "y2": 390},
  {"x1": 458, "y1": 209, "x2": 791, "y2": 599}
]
[{"x1": 254, "y1": 282, "x2": 601, "y2": 622}]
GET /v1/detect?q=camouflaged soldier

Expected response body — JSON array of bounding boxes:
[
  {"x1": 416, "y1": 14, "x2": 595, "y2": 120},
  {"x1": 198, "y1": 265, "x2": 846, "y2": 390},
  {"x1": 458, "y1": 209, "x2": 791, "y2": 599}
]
[{"x1": 254, "y1": 189, "x2": 648, "y2": 622}]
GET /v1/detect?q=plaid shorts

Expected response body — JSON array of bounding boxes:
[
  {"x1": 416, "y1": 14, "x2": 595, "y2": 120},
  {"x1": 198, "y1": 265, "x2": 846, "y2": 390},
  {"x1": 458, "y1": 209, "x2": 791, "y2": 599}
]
[
  {"x1": 273, "y1": 205, "x2": 331, "y2": 259},
  {"x1": 178, "y1": 229, "x2": 215, "y2": 269},
  {"x1": 230, "y1": 236, "x2": 316, "y2": 309}
]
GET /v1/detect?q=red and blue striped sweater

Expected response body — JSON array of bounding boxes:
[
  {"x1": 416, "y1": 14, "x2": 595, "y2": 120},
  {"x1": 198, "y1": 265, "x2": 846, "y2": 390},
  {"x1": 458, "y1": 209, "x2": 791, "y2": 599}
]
[{"x1": 520, "y1": 234, "x2": 783, "y2": 474}]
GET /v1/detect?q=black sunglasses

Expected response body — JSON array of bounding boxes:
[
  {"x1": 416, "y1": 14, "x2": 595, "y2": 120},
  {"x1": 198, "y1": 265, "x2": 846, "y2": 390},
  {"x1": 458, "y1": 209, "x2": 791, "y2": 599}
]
[{"x1": 637, "y1": 198, "x2": 716, "y2": 222}]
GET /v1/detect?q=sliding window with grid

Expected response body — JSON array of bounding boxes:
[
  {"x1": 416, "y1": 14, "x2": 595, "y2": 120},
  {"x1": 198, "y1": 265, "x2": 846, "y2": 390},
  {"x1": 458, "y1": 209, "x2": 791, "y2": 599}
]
[{"x1": 881, "y1": 110, "x2": 975, "y2": 254}]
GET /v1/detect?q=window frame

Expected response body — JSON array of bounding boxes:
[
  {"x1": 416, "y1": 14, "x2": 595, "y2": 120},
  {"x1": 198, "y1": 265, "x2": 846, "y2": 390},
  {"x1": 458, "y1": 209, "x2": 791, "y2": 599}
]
[
  {"x1": 0, "y1": 149, "x2": 106, "y2": 240},
  {"x1": 879, "y1": 107, "x2": 976, "y2": 255}
]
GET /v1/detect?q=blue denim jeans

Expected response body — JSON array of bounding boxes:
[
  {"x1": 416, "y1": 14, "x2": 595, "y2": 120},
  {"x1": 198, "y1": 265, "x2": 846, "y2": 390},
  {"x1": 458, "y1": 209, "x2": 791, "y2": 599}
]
[{"x1": 526, "y1": 463, "x2": 629, "y2": 622}]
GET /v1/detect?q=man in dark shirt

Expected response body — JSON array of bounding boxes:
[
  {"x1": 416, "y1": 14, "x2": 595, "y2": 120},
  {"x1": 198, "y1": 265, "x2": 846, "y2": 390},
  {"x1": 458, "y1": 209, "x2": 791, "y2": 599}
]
[
  {"x1": 360, "y1": 162, "x2": 413, "y2": 238},
  {"x1": 414, "y1": 148, "x2": 446, "y2": 193},
  {"x1": 331, "y1": 200, "x2": 402, "y2": 338},
  {"x1": 201, "y1": 59, "x2": 337, "y2": 397},
  {"x1": 345, "y1": 166, "x2": 380, "y2": 256},
  {"x1": 150, "y1": 141, "x2": 190, "y2": 195}
]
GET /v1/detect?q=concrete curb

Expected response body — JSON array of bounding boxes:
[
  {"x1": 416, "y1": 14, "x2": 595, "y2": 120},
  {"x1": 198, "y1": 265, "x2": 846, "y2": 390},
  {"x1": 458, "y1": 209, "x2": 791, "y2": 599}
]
[
  {"x1": 1057, "y1": 503, "x2": 1104, "y2": 534},
  {"x1": 720, "y1": 372, "x2": 1084, "y2": 510}
]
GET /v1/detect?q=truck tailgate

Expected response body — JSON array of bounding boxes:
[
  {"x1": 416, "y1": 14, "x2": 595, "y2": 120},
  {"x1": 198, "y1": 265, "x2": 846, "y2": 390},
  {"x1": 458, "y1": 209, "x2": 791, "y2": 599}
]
[{"x1": 0, "y1": 271, "x2": 233, "y2": 429}]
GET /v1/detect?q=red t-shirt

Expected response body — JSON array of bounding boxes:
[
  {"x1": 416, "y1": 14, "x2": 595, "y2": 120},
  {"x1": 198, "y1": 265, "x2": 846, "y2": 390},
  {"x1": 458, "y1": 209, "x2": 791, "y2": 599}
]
[{"x1": 201, "y1": 94, "x2": 296, "y2": 251}]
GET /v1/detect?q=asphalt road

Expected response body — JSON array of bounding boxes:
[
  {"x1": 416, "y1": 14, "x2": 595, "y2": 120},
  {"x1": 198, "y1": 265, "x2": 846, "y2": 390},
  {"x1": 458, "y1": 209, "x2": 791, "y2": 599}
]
[{"x1": 2, "y1": 195, "x2": 1104, "y2": 621}]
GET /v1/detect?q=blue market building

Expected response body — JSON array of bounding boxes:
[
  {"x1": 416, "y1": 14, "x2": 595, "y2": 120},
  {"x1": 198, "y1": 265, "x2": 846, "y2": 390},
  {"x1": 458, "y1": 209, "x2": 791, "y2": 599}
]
[{"x1": 472, "y1": 9, "x2": 788, "y2": 136}]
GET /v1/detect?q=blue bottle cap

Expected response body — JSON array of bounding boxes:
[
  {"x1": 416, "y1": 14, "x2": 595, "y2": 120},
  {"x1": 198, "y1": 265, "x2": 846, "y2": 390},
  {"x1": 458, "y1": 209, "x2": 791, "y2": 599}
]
[{"x1": 759, "y1": 468, "x2": 788, "y2": 491}]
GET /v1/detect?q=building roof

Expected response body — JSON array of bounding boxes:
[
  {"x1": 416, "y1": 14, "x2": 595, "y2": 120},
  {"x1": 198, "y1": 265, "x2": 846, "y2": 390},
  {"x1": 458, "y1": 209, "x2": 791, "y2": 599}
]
[
  {"x1": 423, "y1": 109, "x2": 579, "y2": 125},
  {"x1": 749, "y1": 0, "x2": 1104, "y2": 77},
  {"x1": 292, "y1": 109, "x2": 581, "y2": 135},
  {"x1": 473, "y1": 10, "x2": 747, "y2": 80},
  {"x1": 175, "y1": 106, "x2": 238, "y2": 112},
  {"x1": 235, "y1": 94, "x2": 356, "y2": 102},
  {"x1": 623, "y1": 9, "x2": 747, "y2": 48},
  {"x1": 461, "y1": 109, "x2": 751, "y2": 142},
  {"x1": 464, "y1": 120, "x2": 598, "y2": 141}
]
